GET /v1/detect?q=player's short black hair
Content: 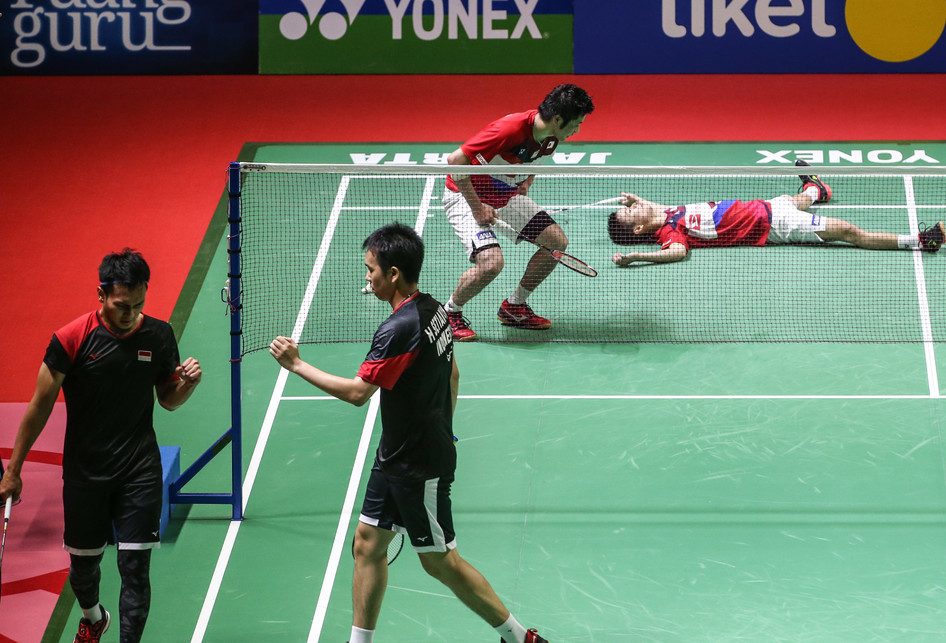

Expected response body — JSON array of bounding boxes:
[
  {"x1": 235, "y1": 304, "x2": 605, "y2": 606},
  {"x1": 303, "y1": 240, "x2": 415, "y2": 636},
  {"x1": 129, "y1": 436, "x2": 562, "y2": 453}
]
[
  {"x1": 607, "y1": 211, "x2": 650, "y2": 246},
  {"x1": 538, "y1": 84, "x2": 595, "y2": 127},
  {"x1": 99, "y1": 248, "x2": 150, "y2": 294},
  {"x1": 363, "y1": 222, "x2": 424, "y2": 284}
]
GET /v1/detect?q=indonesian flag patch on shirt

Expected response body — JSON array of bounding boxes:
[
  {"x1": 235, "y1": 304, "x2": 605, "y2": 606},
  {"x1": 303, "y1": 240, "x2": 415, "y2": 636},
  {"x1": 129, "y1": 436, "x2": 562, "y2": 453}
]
[{"x1": 138, "y1": 350, "x2": 152, "y2": 362}]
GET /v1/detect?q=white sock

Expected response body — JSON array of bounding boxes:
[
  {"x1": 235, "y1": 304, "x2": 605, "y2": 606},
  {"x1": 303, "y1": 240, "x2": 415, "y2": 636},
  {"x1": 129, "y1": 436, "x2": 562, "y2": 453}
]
[
  {"x1": 804, "y1": 185, "x2": 820, "y2": 201},
  {"x1": 898, "y1": 234, "x2": 919, "y2": 249},
  {"x1": 507, "y1": 286, "x2": 532, "y2": 306},
  {"x1": 494, "y1": 614, "x2": 528, "y2": 643},
  {"x1": 444, "y1": 298, "x2": 462, "y2": 313},
  {"x1": 81, "y1": 604, "x2": 102, "y2": 623},
  {"x1": 349, "y1": 625, "x2": 374, "y2": 643}
]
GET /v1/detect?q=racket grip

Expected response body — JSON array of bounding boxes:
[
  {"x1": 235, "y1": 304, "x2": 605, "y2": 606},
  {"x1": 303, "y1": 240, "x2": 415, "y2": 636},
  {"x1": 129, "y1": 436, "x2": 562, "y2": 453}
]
[{"x1": 4, "y1": 496, "x2": 11, "y2": 521}]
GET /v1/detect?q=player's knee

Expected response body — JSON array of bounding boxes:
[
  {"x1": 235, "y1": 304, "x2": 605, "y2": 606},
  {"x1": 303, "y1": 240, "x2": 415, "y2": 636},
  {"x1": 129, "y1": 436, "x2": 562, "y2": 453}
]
[
  {"x1": 824, "y1": 218, "x2": 858, "y2": 244},
  {"x1": 352, "y1": 524, "x2": 391, "y2": 563},
  {"x1": 68, "y1": 553, "x2": 104, "y2": 606},
  {"x1": 474, "y1": 248, "x2": 504, "y2": 280},
  {"x1": 537, "y1": 225, "x2": 568, "y2": 251},
  {"x1": 117, "y1": 549, "x2": 152, "y2": 583},
  {"x1": 418, "y1": 550, "x2": 454, "y2": 581}
]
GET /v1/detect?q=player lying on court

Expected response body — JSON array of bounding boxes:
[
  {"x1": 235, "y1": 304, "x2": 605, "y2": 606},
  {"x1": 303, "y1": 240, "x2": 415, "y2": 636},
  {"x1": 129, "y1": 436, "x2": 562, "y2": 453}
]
[
  {"x1": 270, "y1": 223, "x2": 550, "y2": 643},
  {"x1": 607, "y1": 163, "x2": 945, "y2": 265}
]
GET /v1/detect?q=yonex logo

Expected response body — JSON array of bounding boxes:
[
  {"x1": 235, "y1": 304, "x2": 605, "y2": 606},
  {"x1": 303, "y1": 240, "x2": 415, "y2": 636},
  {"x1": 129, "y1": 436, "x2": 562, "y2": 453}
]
[
  {"x1": 756, "y1": 149, "x2": 940, "y2": 165},
  {"x1": 279, "y1": 0, "x2": 542, "y2": 42},
  {"x1": 280, "y1": 0, "x2": 365, "y2": 41}
]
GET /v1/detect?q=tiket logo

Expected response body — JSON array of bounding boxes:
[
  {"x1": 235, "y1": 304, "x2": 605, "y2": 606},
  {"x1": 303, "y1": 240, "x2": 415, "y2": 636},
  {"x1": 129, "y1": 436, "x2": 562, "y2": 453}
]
[{"x1": 661, "y1": 0, "x2": 946, "y2": 64}]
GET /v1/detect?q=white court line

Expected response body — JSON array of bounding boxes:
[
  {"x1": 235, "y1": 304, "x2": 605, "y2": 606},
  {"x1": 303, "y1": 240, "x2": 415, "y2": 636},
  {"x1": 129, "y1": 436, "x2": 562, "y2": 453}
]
[
  {"x1": 307, "y1": 393, "x2": 379, "y2": 643},
  {"x1": 191, "y1": 177, "x2": 352, "y2": 643},
  {"x1": 283, "y1": 394, "x2": 936, "y2": 401},
  {"x1": 306, "y1": 174, "x2": 438, "y2": 642},
  {"x1": 903, "y1": 176, "x2": 940, "y2": 397}
]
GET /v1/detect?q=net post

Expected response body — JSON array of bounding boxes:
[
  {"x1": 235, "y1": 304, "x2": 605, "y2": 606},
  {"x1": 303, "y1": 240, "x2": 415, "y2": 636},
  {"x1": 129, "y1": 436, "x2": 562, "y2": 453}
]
[
  {"x1": 167, "y1": 163, "x2": 245, "y2": 521},
  {"x1": 227, "y1": 162, "x2": 245, "y2": 521}
]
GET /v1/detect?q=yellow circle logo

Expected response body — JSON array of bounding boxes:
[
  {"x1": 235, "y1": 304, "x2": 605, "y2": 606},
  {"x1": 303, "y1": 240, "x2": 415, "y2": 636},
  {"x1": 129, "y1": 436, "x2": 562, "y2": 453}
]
[{"x1": 846, "y1": 0, "x2": 946, "y2": 62}]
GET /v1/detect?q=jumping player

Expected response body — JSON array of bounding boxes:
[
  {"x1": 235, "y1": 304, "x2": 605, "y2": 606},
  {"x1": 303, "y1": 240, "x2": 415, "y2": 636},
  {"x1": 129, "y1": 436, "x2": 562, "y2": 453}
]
[
  {"x1": 0, "y1": 249, "x2": 202, "y2": 643},
  {"x1": 269, "y1": 223, "x2": 549, "y2": 643},
  {"x1": 443, "y1": 84, "x2": 595, "y2": 341},
  {"x1": 608, "y1": 162, "x2": 944, "y2": 265}
]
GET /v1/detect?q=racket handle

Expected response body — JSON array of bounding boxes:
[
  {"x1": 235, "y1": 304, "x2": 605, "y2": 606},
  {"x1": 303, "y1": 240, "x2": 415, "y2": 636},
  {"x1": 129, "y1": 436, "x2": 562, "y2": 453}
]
[
  {"x1": 3, "y1": 496, "x2": 11, "y2": 521},
  {"x1": 597, "y1": 196, "x2": 625, "y2": 206}
]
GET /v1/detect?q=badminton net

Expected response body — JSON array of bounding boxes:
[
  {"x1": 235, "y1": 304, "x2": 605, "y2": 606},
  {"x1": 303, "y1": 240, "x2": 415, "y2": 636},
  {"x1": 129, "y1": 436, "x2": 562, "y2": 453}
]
[{"x1": 229, "y1": 162, "x2": 946, "y2": 350}]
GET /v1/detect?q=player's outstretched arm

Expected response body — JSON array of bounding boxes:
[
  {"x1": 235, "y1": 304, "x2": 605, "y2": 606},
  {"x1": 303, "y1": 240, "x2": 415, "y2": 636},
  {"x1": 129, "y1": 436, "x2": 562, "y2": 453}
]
[
  {"x1": 612, "y1": 243, "x2": 687, "y2": 266},
  {"x1": 270, "y1": 336, "x2": 377, "y2": 407}
]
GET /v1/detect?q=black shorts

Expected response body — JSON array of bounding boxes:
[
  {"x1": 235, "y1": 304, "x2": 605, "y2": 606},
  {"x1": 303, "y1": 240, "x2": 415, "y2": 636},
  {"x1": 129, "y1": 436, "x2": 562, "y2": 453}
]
[
  {"x1": 517, "y1": 209, "x2": 556, "y2": 244},
  {"x1": 62, "y1": 472, "x2": 163, "y2": 555},
  {"x1": 360, "y1": 467, "x2": 456, "y2": 553}
]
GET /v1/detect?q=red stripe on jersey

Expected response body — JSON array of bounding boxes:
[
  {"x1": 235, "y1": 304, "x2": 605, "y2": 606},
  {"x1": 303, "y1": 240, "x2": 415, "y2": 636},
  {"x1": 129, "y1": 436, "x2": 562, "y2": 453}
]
[
  {"x1": 358, "y1": 349, "x2": 419, "y2": 390},
  {"x1": 54, "y1": 312, "x2": 102, "y2": 361}
]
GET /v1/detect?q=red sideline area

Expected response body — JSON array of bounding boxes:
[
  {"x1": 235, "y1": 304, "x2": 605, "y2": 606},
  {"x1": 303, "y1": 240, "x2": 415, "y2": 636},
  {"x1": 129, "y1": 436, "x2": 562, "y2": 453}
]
[
  {"x1": 0, "y1": 404, "x2": 67, "y2": 643},
  {"x1": 1, "y1": 73, "x2": 944, "y2": 642}
]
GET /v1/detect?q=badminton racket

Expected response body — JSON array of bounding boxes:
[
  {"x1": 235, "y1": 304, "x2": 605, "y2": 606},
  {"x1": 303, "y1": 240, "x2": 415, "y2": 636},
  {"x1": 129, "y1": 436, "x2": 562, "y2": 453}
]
[
  {"x1": 493, "y1": 219, "x2": 598, "y2": 278},
  {"x1": 0, "y1": 460, "x2": 11, "y2": 606},
  {"x1": 386, "y1": 532, "x2": 404, "y2": 565},
  {"x1": 546, "y1": 195, "x2": 623, "y2": 216}
]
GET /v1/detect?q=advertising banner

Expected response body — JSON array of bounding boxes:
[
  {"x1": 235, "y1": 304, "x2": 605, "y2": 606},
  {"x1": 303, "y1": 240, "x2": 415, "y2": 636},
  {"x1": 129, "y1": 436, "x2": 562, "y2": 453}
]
[
  {"x1": 575, "y1": 0, "x2": 946, "y2": 73},
  {"x1": 1, "y1": 0, "x2": 258, "y2": 74},
  {"x1": 259, "y1": 0, "x2": 574, "y2": 73}
]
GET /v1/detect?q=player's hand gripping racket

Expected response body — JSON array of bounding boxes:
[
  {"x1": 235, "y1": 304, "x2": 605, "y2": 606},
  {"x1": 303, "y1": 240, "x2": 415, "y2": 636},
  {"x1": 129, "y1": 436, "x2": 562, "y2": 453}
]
[
  {"x1": 0, "y1": 485, "x2": 12, "y2": 605},
  {"x1": 493, "y1": 219, "x2": 598, "y2": 277}
]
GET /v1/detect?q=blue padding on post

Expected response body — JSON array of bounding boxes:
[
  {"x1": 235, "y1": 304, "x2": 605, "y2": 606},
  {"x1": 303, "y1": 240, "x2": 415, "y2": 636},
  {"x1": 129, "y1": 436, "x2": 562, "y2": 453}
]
[{"x1": 159, "y1": 446, "x2": 181, "y2": 537}]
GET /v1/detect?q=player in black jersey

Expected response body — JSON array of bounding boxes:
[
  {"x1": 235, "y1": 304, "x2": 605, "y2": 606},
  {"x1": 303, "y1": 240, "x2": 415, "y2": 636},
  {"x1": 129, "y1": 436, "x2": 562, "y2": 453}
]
[
  {"x1": 269, "y1": 223, "x2": 549, "y2": 643},
  {"x1": 0, "y1": 249, "x2": 202, "y2": 643}
]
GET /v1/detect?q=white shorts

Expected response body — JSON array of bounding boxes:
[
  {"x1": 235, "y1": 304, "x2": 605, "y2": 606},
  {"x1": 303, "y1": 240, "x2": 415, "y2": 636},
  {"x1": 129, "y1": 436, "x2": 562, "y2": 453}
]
[
  {"x1": 442, "y1": 189, "x2": 544, "y2": 261},
  {"x1": 767, "y1": 196, "x2": 827, "y2": 244}
]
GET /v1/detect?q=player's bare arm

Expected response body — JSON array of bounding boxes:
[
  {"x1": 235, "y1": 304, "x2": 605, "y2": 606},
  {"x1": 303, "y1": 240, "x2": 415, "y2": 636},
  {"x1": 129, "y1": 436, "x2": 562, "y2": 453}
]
[
  {"x1": 270, "y1": 335, "x2": 378, "y2": 407},
  {"x1": 621, "y1": 192, "x2": 671, "y2": 214},
  {"x1": 156, "y1": 357, "x2": 202, "y2": 411},
  {"x1": 447, "y1": 147, "x2": 496, "y2": 225},
  {"x1": 517, "y1": 175, "x2": 535, "y2": 195},
  {"x1": 612, "y1": 243, "x2": 688, "y2": 266},
  {"x1": 0, "y1": 363, "x2": 65, "y2": 503}
]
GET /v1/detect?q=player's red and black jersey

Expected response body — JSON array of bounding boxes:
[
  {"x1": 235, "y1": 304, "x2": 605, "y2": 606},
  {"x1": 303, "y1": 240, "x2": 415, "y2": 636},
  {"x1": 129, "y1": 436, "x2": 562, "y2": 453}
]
[
  {"x1": 654, "y1": 199, "x2": 773, "y2": 250},
  {"x1": 357, "y1": 292, "x2": 456, "y2": 481},
  {"x1": 44, "y1": 312, "x2": 180, "y2": 485},
  {"x1": 445, "y1": 109, "x2": 558, "y2": 209}
]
